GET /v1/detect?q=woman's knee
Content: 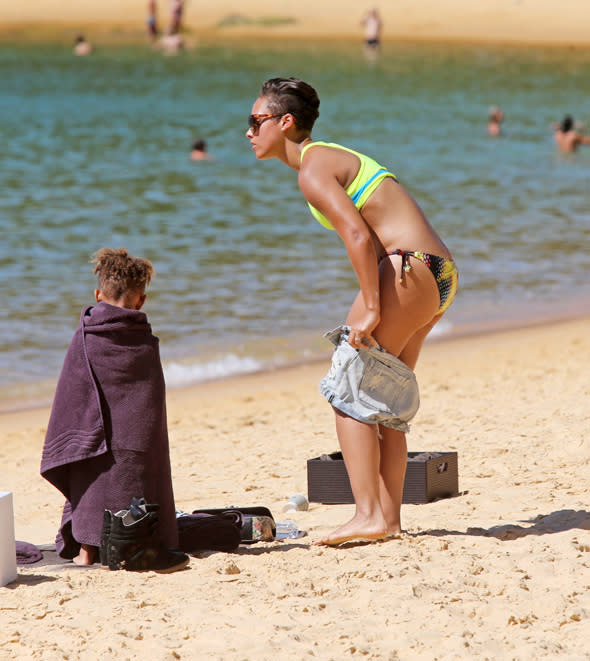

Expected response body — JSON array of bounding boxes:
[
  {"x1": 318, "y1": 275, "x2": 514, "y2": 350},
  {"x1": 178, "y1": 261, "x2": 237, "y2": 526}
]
[{"x1": 397, "y1": 315, "x2": 442, "y2": 369}]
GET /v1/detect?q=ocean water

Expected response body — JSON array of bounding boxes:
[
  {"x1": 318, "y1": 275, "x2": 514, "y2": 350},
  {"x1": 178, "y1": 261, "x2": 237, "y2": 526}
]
[{"x1": 1, "y1": 40, "x2": 589, "y2": 410}]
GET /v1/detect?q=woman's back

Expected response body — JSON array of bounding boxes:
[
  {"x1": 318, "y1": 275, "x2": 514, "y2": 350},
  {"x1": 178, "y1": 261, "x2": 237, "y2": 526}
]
[{"x1": 300, "y1": 142, "x2": 451, "y2": 259}]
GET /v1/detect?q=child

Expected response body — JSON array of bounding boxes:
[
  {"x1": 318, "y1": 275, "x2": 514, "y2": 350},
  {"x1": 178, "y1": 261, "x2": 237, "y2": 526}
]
[{"x1": 41, "y1": 248, "x2": 184, "y2": 570}]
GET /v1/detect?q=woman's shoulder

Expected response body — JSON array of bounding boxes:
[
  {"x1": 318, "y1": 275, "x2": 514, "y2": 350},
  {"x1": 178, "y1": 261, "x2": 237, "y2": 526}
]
[
  {"x1": 301, "y1": 140, "x2": 332, "y2": 157},
  {"x1": 301, "y1": 141, "x2": 359, "y2": 176},
  {"x1": 301, "y1": 141, "x2": 364, "y2": 166},
  {"x1": 303, "y1": 140, "x2": 352, "y2": 153}
]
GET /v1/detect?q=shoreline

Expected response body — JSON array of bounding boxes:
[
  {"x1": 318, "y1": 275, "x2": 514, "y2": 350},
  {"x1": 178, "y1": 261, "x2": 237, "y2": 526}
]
[
  {"x1": 4, "y1": 26, "x2": 590, "y2": 50},
  {"x1": 2, "y1": 310, "x2": 588, "y2": 417},
  {"x1": 4, "y1": 0, "x2": 590, "y2": 48}
]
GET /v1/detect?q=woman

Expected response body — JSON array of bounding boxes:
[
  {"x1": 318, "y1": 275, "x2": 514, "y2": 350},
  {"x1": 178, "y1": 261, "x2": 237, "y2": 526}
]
[{"x1": 246, "y1": 78, "x2": 458, "y2": 546}]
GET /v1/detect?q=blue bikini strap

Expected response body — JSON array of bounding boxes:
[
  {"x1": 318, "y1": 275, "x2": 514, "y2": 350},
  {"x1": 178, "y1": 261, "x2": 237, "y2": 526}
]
[{"x1": 350, "y1": 168, "x2": 389, "y2": 205}]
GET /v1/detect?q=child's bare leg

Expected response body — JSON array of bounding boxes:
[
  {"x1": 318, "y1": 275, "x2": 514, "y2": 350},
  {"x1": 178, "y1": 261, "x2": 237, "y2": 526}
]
[
  {"x1": 378, "y1": 427, "x2": 407, "y2": 536},
  {"x1": 73, "y1": 544, "x2": 97, "y2": 565},
  {"x1": 313, "y1": 410, "x2": 388, "y2": 546}
]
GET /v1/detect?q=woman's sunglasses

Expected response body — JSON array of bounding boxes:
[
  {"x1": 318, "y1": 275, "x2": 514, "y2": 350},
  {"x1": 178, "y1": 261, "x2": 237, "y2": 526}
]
[{"x1": 247, "y1": 113, "x2": 282, "y2": 132}]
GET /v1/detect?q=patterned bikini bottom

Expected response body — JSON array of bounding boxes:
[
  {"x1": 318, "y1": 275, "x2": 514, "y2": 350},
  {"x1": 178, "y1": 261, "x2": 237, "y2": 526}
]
[{"x1": 379, "y1": 249, "x2": 459, "y2": 314}]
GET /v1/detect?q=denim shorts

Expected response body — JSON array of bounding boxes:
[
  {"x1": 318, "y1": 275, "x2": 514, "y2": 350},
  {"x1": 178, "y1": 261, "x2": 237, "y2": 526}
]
[{"x1": 319, "y1": 326, "x2": 420, "y2": 432}]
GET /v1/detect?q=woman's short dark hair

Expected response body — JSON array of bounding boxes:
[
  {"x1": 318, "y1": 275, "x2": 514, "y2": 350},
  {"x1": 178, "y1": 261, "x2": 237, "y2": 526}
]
[
  {"x1": 260, "y1": 77, "x2": 320, "y2": 132},
  {"x1": 561, "y1": 115, "x2": 574, "y2": 132}
]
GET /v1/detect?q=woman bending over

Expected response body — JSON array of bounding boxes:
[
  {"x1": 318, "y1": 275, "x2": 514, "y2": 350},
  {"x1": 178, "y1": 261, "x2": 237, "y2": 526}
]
[{"x1": 246, "y1": 77, "x2": 458, "y2": 546}]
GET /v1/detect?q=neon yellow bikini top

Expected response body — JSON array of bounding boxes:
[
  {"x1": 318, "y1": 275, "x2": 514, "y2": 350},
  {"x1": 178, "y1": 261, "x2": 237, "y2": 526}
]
[{"x1": 300, "y1": 141, "x2": 397, "y2": 230}]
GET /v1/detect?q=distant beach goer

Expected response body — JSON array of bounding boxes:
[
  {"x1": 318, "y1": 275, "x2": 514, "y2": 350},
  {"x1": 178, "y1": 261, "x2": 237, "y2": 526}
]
[
  {"x1": 73, "y1": 35, "x2": 92, "y2": 56},
  {"x1": 361, "y1": 7, "x2": 382, "y2": 54},
  {"x1": 246, "y1": 78, "x2": 458, "y2": 546},
  {"x1": 553, "y1": 115, "x2": 590, "y2": 153},
  {"x1": 190, "y1": 138, "x2": 212, "y2": 161},
  {"x1": 147, "y1": 0, "x2": 159, "y2": 41},
  {"x1": 157, "y1": 32, "x2": 184, "y2": 54},
  {"x1": 40, "y1": 248, "x2": 185, "y2": 572},
  {"x1": 168, "y1": 0, "x2": 184, "y2": 35},
  {"x1": 487, "y1": 106, "x2": 504, "y2": 136}
]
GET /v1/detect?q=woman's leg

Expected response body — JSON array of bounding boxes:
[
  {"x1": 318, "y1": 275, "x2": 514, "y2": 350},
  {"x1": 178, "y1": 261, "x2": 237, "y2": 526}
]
[
  {"x1": 378, "y1": 428, "x2": 407, "y2": 536},
  {"x1": 372, "y1": 255, "x2": 440, "y2": 355},
  {"x1": 378, "y1": 316, "x2": 443, "y2": 534},
  {"x1": 315, "y1": 256, "x2": 441, "y2": 545},
  {"x1": 313, "y1": 411, "x2": 388, "y2": 545}
]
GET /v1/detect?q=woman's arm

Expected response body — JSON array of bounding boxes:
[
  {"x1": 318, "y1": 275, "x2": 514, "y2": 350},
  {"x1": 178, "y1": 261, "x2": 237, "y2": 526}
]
[{"x1": 298, "y1": 150, "x2": 380, "y2": 345}]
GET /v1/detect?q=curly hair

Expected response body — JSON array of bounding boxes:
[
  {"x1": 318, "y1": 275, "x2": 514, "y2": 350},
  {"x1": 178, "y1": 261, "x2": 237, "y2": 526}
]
[
  {"x1": 91, "y1": 248, "x2": 154, "y2": 300},
  {"x1": 260, "y1": 77, "x2": 320, "y2": 132}
]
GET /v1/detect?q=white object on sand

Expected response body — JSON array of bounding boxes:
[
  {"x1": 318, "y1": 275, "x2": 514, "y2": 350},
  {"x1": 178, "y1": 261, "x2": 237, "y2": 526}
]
[{"x1": 0, "y1": 492, "x2": 17, "y2": 586}]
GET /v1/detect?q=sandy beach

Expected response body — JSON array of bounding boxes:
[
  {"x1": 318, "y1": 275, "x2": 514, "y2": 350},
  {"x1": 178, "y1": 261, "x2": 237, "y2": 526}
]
[
  {"x1": 3, "y1": 1, "x2": 590, "y2": 656},
  {"x1": 2, "y1": 316, "x2": 589, "y2": 658},
  {"x1": 3, "y1": 0, "x2": 590, "y2": 45}
]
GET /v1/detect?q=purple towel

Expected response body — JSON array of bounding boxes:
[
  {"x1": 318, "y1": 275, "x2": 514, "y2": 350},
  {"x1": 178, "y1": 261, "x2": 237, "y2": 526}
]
[
  {"x1": 41, "y1": 302, "x2": 178, "y2": 558},
  {"x1": 16, "y1": 541, "x2": 42, "y2": 565}
]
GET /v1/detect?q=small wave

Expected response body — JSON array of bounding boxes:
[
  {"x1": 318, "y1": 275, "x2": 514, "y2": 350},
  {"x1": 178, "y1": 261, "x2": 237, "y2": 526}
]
[{"x1": 163, "y1": 354, "x2": 263, "y2": 387}]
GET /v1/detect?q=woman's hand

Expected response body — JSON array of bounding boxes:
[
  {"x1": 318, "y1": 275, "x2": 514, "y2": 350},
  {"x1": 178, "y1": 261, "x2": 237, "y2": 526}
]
[{"x1": 348, "y1": 308, "x2": 380, "y2": 349}]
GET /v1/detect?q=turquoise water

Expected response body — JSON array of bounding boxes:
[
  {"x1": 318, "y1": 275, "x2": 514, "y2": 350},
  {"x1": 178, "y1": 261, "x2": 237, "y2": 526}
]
[{"x1": 1, "y1": 41, "x2": 590, "y2": 409}]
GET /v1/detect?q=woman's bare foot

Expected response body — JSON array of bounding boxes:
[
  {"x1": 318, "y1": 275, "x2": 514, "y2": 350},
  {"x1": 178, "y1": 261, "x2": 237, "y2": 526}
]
[
  {"x1": 312, "y1": 514, "x2": 388, "y2": 547},
  {"x1": 73, "y1": 544, "x2": 97, "y2": 565},
  {"x1": 386, "y1": 523, "x2": 403, "y2": 538},
  {"x1": 381, "y1": 530, "x2": 405, "y2": 542}
]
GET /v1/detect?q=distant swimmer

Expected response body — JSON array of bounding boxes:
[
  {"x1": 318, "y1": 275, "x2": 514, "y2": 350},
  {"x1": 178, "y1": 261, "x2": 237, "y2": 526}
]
[
  {"x1": 553, "y1": 115, "x2": 590, "y2": 153},
  {"x1": 190, "y1": 139, "x2": 213, "y2": 161},
  {"x1": 73, "y1": 35, "x2": 92, "y2": 56},
  {"x1": 487, "y1": 106, "x2": 504, "y2": 137}
]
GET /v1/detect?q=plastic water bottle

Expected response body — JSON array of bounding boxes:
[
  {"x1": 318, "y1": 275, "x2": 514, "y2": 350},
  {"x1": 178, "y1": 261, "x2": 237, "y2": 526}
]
[
  {"x1": 282, "y1": 493, "x2": 309, "y2": 513},
  {"x1": 275, "y1": 520, "x2": 300, "y2": 539}
]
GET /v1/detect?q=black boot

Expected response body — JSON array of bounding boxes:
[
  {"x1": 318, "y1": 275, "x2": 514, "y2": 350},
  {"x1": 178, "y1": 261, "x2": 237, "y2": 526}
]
[
  {"x1": 99, "y1": 509, "x2": 112, "y2": 566},
  {"x1": 100, "y1": 499, "x2": 158, "y2": 568},
  {"x1": 107, "y1": 500, "x2": 189, "y2": 573}
]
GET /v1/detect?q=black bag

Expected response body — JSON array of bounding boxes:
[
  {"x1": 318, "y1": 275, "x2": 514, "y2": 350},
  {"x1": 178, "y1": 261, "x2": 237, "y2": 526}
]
[
  {"x1": 191, "y1": 507, "x2": 276, "y2": 543},
  {"x1": 176, "y1": 512, "x2": 242, "y2": 553}
]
